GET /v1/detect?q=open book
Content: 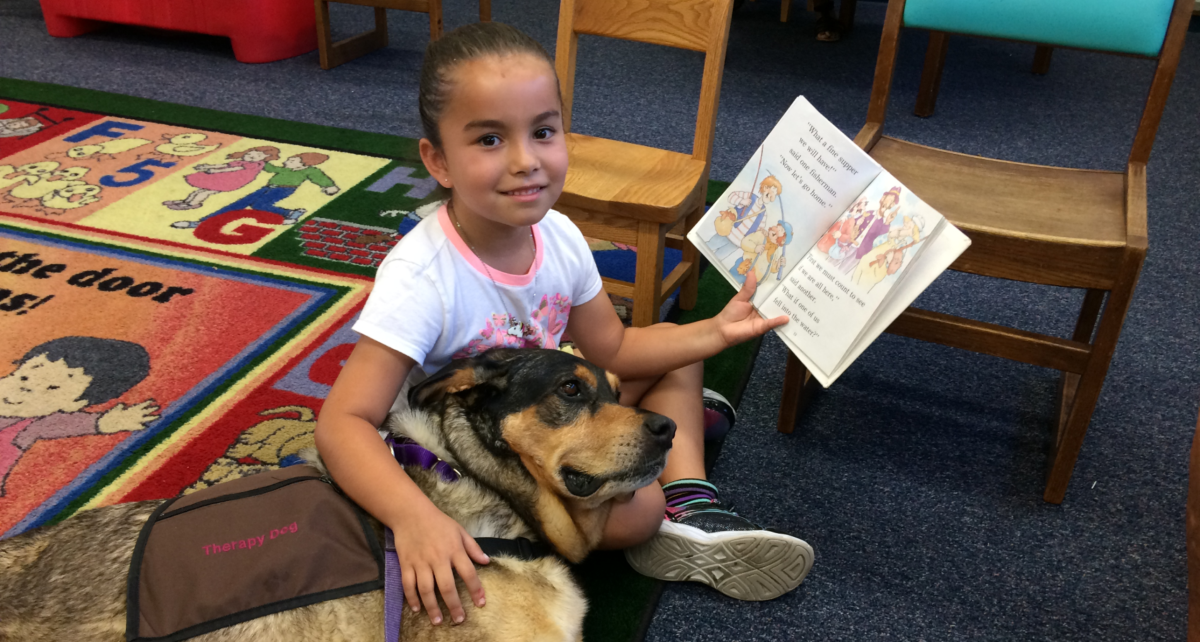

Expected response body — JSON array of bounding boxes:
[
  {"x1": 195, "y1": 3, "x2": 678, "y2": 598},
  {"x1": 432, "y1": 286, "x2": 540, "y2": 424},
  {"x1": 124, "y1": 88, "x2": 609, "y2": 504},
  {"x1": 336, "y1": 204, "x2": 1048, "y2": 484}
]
[{"x1": 687, "y1": 96, "x2": 971, "y2": 387}]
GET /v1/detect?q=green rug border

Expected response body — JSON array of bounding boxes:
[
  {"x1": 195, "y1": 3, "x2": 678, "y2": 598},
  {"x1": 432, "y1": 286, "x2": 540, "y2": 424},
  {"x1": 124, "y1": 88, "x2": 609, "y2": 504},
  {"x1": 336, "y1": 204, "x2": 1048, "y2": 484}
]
[{"x1": 0, "y1": 79, "x2": 756, "y2": 642}]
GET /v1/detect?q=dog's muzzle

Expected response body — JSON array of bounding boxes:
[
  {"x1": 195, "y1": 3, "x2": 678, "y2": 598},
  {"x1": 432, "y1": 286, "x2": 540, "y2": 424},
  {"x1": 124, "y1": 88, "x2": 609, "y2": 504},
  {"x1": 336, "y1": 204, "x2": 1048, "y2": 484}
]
[{"x1": 559, "y1": 413, "x2": 676, "y2": 497}]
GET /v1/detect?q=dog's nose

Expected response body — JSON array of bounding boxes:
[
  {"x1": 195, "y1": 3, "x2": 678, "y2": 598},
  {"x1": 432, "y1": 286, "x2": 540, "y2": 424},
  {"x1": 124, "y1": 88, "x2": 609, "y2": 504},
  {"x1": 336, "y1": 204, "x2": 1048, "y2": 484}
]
[{"x1": 644, "y1": 413, "x2": 676, "y2": 446}]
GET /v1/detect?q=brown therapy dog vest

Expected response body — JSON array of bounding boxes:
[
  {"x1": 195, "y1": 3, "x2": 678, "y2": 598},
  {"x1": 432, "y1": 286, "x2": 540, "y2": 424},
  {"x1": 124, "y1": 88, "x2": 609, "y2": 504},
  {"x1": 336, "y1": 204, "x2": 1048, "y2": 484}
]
[{"x1": 126, "y1": 465, "x2": 383, "y2": 641}]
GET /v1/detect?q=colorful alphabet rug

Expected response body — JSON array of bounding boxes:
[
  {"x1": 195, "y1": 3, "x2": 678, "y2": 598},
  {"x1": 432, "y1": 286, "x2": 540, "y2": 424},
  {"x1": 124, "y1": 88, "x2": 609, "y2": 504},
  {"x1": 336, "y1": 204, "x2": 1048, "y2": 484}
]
[{"x1": 0, "y1": 80, "x2": 747, "y2": 642}]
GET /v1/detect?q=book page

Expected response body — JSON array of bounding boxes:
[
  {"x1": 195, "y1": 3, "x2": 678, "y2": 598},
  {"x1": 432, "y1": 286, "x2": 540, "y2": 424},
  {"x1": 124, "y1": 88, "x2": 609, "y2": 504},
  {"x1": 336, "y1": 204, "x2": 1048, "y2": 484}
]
[
  {"x1": 758, "y1": 170, "x2": 954, "y2": 383},
  {"x1": 819, "y1": 223, "x2": 971, "y2": 384},
  {"x1": 687, "y1": 96, "x2": 879, "y2": 307}
]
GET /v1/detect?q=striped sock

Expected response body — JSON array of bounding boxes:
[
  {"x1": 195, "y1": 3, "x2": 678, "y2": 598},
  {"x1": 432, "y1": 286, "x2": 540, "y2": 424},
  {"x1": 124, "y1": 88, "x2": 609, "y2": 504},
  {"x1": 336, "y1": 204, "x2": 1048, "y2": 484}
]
[{"x1": 662, "y1": 479, "x2": 719, "y2": 509}]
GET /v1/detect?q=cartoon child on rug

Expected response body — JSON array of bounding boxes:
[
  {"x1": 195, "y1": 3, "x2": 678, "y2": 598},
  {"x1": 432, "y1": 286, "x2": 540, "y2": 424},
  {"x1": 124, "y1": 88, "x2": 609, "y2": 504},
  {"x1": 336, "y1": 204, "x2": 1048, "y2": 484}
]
[
  {"x1": 0, "y1": 336, "x2": 158, "y2": 497},
  {"x1": 732, "y1": 219, "x2": 793, "y2": 285},
  {"x1": 187, "y1": 405, "x2": 317, "y2": 493},
  {"x1": 170, "y1": 152, "x2": 340, "y2": 229},
  {"x1": 707, "y1": 174, "x2": 784, "y2": 264},
  {"x1": 162, "y1": 146, "x2": 280, "y2": 212}
]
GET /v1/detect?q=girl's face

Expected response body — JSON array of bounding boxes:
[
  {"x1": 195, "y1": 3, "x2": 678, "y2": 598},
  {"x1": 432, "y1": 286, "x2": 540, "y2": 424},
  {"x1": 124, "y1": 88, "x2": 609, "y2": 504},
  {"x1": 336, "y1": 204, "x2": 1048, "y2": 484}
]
[
  {"x1": 243, "y1": 150, "x2": 268, "y2": 162},
  {"x1": 420, "y1": 54, "x2": 567, "y2": 231}
]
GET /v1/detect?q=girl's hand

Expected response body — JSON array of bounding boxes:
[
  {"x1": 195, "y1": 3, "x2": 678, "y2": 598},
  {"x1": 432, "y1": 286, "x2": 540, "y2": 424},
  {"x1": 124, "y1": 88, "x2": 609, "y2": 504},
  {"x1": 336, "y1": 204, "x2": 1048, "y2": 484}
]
[
  {"x1": 395, "y1": 502, "x2": 490, "y2": 625},
  {"x1": 714, "y1": 270, "x2": 788, "y2": 347}
]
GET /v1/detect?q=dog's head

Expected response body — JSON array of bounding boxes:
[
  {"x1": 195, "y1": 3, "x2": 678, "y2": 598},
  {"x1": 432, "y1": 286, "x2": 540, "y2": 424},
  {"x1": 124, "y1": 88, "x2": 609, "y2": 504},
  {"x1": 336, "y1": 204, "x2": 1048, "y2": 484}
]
[{"x1": 409, "y1": 348, "x2": 675, "y2": 560}]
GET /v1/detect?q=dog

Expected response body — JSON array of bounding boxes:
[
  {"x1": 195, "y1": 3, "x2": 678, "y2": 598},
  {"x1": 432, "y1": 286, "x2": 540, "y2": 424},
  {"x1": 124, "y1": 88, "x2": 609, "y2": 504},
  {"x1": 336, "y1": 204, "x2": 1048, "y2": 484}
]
[{"x1": 0, "y1": 348, "x2": 675, "y2": 641}]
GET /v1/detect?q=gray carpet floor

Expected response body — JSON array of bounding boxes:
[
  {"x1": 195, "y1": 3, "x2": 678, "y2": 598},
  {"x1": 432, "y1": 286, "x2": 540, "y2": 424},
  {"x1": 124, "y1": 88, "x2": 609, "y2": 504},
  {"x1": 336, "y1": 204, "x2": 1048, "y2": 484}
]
[{"x1": 1, "y1": 0, "x2": 1198, "y2": 639}]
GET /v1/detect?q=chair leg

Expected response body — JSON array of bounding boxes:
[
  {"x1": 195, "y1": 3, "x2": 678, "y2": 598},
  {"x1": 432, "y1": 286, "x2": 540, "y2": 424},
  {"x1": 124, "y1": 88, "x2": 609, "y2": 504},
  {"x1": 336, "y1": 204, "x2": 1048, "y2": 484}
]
[
  {"x1": 316, "y1": 2, "x2": 388, "y2": 71},
  {"x1": 777, "y1": 352, "x2": 819, "y2": 433},
  {"x1": 914, "y1": 31, "x2": 950, "y2": 118},
  {"x1": 678, "y1": 206, "x2": 702, "y2": 311},
  {"x1": 478, "y1": 0, "x2": 490, "y2": 22},
  {"x1": 1072, "y1": 289, "x2": 1106, "y2": 343},
  {"x1": 1032, "y1": 45, "x2": 1053, "y2": 75},
  {"x1": 781, "y1": 0, "x2": 792, "y2": 22},
  {"x1": 428, "y1": 0, "x2": 442, "y2": 40},
  {"x1": 632, "y1": 221, "x2": 666, "y2": 328},
  {"x1": 1044, "y1": 274, "x2": 1141, "y2": 503}
]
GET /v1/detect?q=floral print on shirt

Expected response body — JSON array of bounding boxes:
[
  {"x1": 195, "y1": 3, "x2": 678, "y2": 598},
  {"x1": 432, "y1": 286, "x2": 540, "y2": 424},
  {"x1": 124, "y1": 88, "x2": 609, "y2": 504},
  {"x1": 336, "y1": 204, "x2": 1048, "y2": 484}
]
[{"x1": 453, "y1": 293, "x2": 572, "y2": 359}]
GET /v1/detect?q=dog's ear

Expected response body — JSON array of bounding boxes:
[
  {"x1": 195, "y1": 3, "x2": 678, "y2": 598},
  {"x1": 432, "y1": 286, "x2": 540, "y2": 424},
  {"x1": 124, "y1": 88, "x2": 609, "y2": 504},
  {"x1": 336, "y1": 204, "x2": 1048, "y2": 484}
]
[{"x1": 408, "y1": 349, "x2": 515, "y2": 409}]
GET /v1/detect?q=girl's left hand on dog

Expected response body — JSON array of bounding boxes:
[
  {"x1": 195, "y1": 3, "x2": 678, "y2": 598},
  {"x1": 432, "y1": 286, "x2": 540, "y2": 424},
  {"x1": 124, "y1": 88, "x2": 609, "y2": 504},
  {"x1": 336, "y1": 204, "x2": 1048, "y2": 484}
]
[
  {"x1": 396, "y1": 500, "x2": 490, "y2": 625},
  {"x1": 714, "y1": 270, "x2": 789, "y2": 347}
]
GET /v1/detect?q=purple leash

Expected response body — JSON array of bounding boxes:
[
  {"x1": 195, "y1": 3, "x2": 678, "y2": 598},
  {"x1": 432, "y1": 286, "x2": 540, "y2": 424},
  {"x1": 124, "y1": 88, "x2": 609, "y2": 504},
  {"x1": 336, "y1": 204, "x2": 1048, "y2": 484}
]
[
  {"x1": 384, "y1": 528, "x2": 403, "y2": 642},
  {"x1": 383, "y1": 436, "x2": 460, "y2": 642}
]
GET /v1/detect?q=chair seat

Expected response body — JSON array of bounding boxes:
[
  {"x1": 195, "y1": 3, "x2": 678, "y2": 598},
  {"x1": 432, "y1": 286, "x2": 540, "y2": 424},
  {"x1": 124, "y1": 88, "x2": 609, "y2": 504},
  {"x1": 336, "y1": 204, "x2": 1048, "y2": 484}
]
[
  {"x1": 871, "y1": 135, "x2": 1130, "y2": 289},
  {"x1": 558, "y1": 133, "x2": 709, "y2": 225}
]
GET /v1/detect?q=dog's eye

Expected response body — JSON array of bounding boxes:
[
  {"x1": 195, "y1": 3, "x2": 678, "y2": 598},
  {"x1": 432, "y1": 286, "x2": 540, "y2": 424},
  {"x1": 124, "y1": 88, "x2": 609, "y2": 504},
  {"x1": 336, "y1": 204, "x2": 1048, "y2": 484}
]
[{"x1": 560, "y1": 381, "x2": 580, "y2": 397}]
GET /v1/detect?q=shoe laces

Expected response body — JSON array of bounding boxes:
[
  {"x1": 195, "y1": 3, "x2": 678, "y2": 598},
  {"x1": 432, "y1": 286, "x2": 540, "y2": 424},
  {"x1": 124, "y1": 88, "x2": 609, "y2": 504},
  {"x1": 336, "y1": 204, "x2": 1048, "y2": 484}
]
[{"x1": 666, "y1": 498, "x2": 739, "y2": 522}]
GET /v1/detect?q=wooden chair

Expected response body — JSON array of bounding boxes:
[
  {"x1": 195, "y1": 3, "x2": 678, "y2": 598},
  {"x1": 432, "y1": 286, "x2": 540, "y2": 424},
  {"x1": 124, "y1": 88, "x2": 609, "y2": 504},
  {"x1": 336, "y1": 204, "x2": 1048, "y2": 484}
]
[
  {"x1": 776, "y1": 0, "x2": 1193, "y2": 504},
  {"x1": 553, "y1": 0, "x2": 734, "y2": 327},
  {"x1": 315, "y1": 0, "x2": 491, "y2": 70}
]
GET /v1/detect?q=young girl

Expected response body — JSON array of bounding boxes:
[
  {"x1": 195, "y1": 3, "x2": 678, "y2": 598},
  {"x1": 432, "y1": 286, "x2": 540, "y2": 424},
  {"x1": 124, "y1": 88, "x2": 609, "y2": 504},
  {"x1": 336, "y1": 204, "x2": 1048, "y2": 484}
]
[{"x1": 315, "y1": 22, "x2": 814, "y2": 627}]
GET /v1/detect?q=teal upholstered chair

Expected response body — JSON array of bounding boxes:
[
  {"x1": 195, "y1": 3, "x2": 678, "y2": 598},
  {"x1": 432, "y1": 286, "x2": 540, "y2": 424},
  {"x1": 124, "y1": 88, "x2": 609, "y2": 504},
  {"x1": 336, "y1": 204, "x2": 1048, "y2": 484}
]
[
  {"x1": 908, "y1": 0, "x2": 1182, "y2": 116},
  {"x1": 775, "y1": 0, "x2": 1193, "y2": 503}
]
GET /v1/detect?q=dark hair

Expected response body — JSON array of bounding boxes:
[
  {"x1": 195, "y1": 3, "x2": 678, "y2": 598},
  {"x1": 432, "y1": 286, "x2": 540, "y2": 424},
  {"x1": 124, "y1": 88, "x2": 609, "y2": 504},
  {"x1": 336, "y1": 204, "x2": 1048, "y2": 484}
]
[
  {"x1": 17, "y1": 336, "x2": 151, "y2": 406},
  {"x1": 419, "y1": 22, "x2": 556, "y2": 149}
]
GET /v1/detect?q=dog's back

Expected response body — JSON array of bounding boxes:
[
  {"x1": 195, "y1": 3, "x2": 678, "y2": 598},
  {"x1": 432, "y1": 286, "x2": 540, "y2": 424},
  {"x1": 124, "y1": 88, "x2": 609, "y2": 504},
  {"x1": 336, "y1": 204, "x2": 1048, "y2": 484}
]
[{"x1": 1, "y1": 501, "x2": 159, "y2": 641}]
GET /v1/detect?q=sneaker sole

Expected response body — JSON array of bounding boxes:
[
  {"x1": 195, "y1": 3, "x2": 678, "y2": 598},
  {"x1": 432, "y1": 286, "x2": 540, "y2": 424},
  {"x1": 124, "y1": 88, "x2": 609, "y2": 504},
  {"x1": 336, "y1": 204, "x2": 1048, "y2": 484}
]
[{"x1": 625, "y1": 521, "x2": 814, "y2": 601}]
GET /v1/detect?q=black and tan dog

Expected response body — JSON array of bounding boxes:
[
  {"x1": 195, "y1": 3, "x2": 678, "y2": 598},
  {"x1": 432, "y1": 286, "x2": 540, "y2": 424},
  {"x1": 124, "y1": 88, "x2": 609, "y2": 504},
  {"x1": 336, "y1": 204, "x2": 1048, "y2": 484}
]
[{"x1": 0, "y1": 348, "x2": 675, "y2": 641}]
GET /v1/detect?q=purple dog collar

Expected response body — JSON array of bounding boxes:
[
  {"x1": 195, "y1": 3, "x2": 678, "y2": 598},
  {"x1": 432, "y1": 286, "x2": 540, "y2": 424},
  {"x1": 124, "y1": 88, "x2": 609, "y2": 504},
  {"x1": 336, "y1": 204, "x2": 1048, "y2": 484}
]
[{"x1": 385, "y1": 435, "x2": 461, "y2": 483}]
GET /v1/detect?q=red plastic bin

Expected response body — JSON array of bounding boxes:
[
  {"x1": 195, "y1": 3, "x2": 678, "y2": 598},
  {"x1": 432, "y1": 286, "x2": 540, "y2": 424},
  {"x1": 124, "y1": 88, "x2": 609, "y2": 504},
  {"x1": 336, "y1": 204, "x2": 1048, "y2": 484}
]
[{"x1": 38, "y1": 0, "x2": 318, "y2": 63}]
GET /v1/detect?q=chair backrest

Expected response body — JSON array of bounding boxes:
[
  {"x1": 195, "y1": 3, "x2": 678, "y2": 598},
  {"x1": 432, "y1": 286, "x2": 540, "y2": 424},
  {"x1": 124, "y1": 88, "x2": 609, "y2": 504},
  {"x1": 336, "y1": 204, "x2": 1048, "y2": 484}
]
[
  {"x1": 903, "y1": 0, "x2": 1176, "y2": 57},
  {"x1": 555, "y1": 0, "x2": 735, "y2": 164},
  {"x1": 862, "y1": 0, "x2": 1192, "y2": 166}
]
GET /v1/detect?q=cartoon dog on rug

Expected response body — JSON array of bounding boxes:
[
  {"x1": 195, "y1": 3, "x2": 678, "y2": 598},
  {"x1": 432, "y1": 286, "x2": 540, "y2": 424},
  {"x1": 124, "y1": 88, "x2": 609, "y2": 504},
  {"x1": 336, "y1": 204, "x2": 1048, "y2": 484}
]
[{"x1": 0, "y1": 348, "x2": 675, "y2": 642}]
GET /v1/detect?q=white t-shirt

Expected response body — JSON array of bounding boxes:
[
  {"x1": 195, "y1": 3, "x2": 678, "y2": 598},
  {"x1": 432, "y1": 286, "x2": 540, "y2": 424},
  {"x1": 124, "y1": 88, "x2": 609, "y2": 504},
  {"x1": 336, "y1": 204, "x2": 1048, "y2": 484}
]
[{"x1": 354, "y1": 203, "x2": 603, "y2": 402}]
